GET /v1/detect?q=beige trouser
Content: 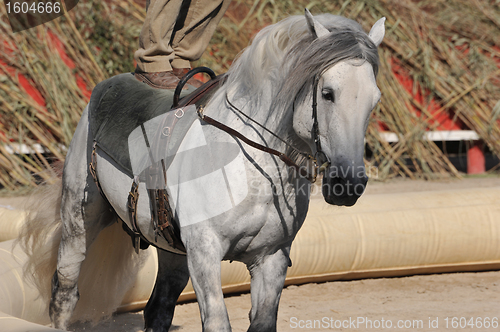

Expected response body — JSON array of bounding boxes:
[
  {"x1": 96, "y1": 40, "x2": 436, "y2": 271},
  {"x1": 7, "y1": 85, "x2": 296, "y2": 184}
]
[{"x1": 134, "y1": 0, "x2": 231, "y2": 72}]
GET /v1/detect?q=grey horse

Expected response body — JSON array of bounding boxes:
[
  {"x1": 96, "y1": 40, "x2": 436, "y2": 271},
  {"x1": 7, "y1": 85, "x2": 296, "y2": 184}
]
[{"x1": 21, "y1": 9, "x2": 385, "y2": 332}]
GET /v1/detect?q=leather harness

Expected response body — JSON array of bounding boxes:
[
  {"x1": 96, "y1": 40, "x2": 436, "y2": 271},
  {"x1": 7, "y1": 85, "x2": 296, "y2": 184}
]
[{"x1": 89, "y1": 68, "x2": 329, "y2": 254}]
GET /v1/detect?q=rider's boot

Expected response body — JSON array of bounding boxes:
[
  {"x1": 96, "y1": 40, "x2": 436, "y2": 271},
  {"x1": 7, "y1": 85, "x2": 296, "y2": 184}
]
[{"x1": 135, "y1": 67, "x2": 204, "y2": 89}]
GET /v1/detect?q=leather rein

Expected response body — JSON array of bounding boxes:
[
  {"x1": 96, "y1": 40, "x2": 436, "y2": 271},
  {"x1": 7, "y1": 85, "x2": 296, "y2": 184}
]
[{"x1": 197, "y1": 77, "x2": 331, "y2": 183}]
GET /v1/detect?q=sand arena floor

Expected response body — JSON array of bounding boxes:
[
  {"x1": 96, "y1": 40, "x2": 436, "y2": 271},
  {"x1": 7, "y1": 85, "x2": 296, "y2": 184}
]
[{"x1": 2, "y1": 177, "x2": 499, "y2": 332}]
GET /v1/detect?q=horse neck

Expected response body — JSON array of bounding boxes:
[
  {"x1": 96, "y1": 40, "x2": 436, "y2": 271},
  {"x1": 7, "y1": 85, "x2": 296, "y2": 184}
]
[{"x1": 215, "y1": 79, "x2": 308, "y2": 155}]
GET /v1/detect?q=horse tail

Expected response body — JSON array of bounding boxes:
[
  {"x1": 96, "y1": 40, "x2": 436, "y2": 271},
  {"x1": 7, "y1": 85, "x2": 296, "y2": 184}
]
[
  {"x1": 17, "y1": 177, "x2": 148, "y2": 324},
  {"x1": 17, "y1": 178, "x2": 63, "y2": 303}
]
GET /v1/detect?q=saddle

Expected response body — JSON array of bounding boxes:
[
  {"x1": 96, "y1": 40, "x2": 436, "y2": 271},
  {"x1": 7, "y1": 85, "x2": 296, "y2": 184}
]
[{"x1": 88, "y1": 71, "x2": 224, "y2": 254}]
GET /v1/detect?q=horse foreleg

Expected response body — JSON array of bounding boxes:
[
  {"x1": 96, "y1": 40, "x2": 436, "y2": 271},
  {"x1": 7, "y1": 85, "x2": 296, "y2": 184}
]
[
  {"x1": 247, "y1": 246, "x2": 290, "y2": 332},
  {"x1": 186, "y1": 237, "x2": 231, "y2": 332},
  {"x1": 144, "y1": 249, "x2": 189, "y2": 332}
]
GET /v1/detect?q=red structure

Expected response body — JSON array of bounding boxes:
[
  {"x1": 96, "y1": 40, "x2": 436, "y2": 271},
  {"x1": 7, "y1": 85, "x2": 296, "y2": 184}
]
[
  {"x1": 467, "y1": 141, "x2": 486, "y2": 175},
  {"x1": 389, "y1": 57, "x2": 488, "y2": 174}
]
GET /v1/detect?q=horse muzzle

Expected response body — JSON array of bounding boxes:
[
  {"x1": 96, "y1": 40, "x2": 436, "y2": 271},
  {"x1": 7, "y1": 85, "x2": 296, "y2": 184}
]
[{"x1": 321, "y1": 167, "x2": 368, "y2": 206}]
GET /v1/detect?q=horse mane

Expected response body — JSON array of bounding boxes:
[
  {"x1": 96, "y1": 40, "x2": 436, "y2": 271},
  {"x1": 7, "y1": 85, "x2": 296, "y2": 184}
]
[{"x1": 217, "y1": 13, "x2": 380, "y2": 117}]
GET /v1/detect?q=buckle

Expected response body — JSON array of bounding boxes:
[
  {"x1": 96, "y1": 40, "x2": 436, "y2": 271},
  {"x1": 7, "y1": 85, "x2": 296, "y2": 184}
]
[
  {"x1": 175, "y1": 108, "x2": 184, "y2": 118},
  {"x1": 162, "y1": 127, "x2": 171, "y2": 137}
]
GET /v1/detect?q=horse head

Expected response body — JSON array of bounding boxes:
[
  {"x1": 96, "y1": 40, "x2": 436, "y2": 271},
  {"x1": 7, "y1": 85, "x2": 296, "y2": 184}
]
[{"x1": 292, "y1": 10, "x2": 385, "y2": 206}]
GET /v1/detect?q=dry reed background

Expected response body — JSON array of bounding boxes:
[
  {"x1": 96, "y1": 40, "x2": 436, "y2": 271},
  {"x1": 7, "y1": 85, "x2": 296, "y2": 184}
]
[{"x1": 0, "y1": 0, "x2": 499, "y2": 190}]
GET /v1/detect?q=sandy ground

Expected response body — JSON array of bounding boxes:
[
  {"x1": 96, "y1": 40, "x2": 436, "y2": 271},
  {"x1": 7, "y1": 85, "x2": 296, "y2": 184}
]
[
  {"x1": 2, "y1": 177, "x2": 500, "y2": 331},
  {"x1": 72, "y1": 271, "x2": 499, "y2": 332}
]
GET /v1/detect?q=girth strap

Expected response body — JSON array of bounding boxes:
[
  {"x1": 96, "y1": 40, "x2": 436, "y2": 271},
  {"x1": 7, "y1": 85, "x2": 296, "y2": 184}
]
[
  {"x1": 89, "y1": 141, "x2": 106, "y2": 198},
  {"x1": 126, "y1": 179, "x2": 143, "y2": 254},
  {"x1": 152, "y1": 188, "x2": 185, "y2": 251}
]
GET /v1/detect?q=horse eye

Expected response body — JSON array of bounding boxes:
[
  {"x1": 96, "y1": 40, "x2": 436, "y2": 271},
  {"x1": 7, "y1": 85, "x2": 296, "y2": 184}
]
[{"x1": 322, "y1": 89, "x2": 335, "y2": 103}]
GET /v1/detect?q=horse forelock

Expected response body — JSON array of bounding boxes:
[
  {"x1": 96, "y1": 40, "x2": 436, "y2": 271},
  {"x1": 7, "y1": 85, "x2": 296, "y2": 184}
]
[{"x1": 216, "y1": 13, "x2": 379, "y2": 119}]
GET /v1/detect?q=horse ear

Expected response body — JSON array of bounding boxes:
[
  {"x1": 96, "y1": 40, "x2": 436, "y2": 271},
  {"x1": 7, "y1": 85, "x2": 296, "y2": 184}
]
[
  {"x1": 368, "y1": 17, "x2": 386, "y2": 47},
  {"x1": 305, "y1": 8, "x2": 330, "y2": 39}
]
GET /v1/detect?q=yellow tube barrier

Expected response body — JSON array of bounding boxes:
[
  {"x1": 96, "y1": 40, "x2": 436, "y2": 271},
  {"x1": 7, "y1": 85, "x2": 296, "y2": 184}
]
[{"x1": 1, "y1": 187, "x2": 499, "y2": 330}]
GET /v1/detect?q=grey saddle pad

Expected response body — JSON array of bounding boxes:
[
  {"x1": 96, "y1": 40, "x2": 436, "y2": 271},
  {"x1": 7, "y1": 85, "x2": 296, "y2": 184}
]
[{"x1": 88, "y1": 73, "x2": 197, "y2": 176}]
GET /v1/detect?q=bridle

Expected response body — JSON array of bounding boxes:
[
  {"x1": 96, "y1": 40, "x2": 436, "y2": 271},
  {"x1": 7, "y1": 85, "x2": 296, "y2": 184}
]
[
  {"x1": 311, "y1": 77, "x2": 331, "y2": 174},
  {"x1": 197, "y1": 75, "x2": 331, "y2": 182}
]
